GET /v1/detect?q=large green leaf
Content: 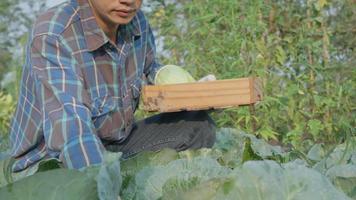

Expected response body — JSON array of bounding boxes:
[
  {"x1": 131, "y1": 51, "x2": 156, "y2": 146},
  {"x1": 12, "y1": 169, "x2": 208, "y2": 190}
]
[
  {"x1": 212, "y1": 128, "x2": 285, "y2": 167},
  {"x1": 0, "y1": 168, "x2": 98, "y2": 200},
  {"x1": 120, "y1": 148, "x2": 179, "y2": 191},
  {"x1": 162, "y1": 177, "x2": 227, "y2": 200},
  {"x1": 0, "y1": 158, "x2": 11, "y2": 188},
  {"x1": 317, "y1": 138, "x2": 356, "y2": 170},
  {"x1": 122, "y1": 157, "x2": 231, "y2": 200},
  {"x1": 0, "y1": 151, "x2": 122, "y2": 200},
  {"x1": 307, "y1": 144, "x2": 326, "y2": 162},
  {"x1": 326, "y1": 164, "x2": 356, "y2": 199},
  {"x1": 163, "y1": 160, "x2": 351, "y2": 200},
  {"x1": 94, "y1": 152, "x2": 122, "y2": 200},
  {"x1": 218, "y1": 128, "x2": 284, "y2": 157},
  {"x1": 0, "y1": 151, "x2": 9, "y2": 161}
]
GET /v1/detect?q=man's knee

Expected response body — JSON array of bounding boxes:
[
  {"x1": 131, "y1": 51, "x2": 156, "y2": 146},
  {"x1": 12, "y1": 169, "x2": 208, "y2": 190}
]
[
  {"x1": 176, "y1": 113, "x2": 216, "y2": 151},
  {"x1": 196, "y1": 111, "x2": 217, "y2": 147},
  {"x1": 198, "y1": 117, "x2": 217, "y2": 148}
]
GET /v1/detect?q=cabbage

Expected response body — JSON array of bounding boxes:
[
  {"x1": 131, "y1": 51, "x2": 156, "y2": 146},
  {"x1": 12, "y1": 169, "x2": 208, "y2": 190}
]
[{"x1": 154, "y1": 65, "x2": 195, "y2": 85}]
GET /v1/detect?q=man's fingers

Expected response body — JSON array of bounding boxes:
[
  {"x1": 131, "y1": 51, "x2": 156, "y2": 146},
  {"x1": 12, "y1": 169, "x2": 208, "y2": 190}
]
[{"x1": 198, "y1": 74, "x2": 216, "y2": 82}]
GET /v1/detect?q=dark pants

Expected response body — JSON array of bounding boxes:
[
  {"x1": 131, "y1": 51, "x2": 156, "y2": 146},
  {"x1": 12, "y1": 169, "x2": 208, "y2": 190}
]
[{"x1": 103, "y1": 111, "x2": 216, "y2": 158}]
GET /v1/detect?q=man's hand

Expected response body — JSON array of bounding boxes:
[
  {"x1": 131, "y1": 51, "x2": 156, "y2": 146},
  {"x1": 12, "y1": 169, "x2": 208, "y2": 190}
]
[{"x1": 198, "y1": 74, "x2": 216, "y2": 82}]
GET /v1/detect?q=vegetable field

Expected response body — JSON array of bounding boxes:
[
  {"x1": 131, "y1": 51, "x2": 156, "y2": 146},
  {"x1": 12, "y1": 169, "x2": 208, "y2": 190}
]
[
  {"x1": 0, "y1": 129, "x2": 355, "y2": 199},
  {"x1": 0, "y1": 0, "x2": 355, "y2": 199}
]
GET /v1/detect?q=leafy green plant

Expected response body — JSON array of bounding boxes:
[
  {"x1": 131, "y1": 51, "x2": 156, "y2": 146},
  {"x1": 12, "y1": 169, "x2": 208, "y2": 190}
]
[
  {"x1": 0, "y1": 91, "x2": 15, "y2": 136},
  {"x1": 0, "y1": 152, "x2": 122, "y2": 200},
  {"x1": 0, "y1": 129, "x2": 355, "y2": 199},
  {"x1": 118, "y1": 129, "x2": 355, "y2": 200},
  {"x1": 160, "y1": 160, "x2": 350, "y2": 200}
]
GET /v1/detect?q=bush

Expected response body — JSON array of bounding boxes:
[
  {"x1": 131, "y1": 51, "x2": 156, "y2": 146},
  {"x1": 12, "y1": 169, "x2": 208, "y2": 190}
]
[{"x1": 147, "y1": 0, "x2": 355, "y2": 151}]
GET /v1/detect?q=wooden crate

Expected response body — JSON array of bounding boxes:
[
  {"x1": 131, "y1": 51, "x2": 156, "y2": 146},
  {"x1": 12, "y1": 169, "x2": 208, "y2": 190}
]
[{"x1": 142, "y1": 77, "x2": 262, "y2": 112}]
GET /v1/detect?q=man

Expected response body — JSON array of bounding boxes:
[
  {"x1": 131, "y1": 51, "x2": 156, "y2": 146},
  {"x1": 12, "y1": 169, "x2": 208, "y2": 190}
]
[{"x1": 9, "y1": 0, "x2": 216, "y2": 172}]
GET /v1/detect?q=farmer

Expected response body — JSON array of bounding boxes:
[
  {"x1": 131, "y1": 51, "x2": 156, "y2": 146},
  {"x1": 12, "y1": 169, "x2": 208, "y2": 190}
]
[{"x1": 9, "y1": 0, "x2": 216, "y2": 173}]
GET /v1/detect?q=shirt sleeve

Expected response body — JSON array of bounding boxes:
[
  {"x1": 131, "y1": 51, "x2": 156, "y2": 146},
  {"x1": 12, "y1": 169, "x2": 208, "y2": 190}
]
[
  {"x1": 144, "y1": 24, "x2": 163, "y2": 85},
  {"x1": 30, "y1": 34, "x2": 104, "y2": 169}
]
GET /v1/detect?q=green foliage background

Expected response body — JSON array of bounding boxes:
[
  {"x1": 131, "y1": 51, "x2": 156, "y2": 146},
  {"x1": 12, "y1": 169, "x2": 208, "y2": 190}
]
[
  {"x1": 0, "y1": 0, "x2": 46, "y2": 151},
  {"x1": 0, "y1": 0, "x2": 355, "y2": 153},
  {"x1": 147, "y1": 0, "x2": 355, "y2": 151}
]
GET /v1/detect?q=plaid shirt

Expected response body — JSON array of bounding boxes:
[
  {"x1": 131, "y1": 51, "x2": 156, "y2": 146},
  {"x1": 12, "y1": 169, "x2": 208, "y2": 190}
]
[{"x1": 9, "y1": 0, "x2": 161, "y2": 172}]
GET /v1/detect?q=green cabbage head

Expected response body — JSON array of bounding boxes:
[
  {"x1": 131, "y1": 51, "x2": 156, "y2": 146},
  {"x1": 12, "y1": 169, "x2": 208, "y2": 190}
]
[{"x1": 155, "y1": 65, "x2": 196, "y2": 85}]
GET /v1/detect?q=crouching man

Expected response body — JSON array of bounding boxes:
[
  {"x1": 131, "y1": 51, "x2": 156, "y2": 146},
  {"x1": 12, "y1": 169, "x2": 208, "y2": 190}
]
[{"x1": 9, "y1": 0, "x2": 216, "y2": 173}]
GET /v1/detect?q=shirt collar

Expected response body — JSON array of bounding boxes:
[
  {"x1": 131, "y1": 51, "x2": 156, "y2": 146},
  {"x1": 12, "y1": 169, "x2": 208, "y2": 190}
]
[
  {"x1": 75, "y1": 0, "x2": 142, "y2": 52},
  {"x1": 121, "y1": 14, "x2": 142, "y2": 38}
]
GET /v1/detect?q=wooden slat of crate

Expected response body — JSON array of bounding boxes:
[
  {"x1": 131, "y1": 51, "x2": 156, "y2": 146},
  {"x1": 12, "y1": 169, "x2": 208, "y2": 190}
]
[{"x1": 142, "y1": 77, "x2": 262, "y2": 112}]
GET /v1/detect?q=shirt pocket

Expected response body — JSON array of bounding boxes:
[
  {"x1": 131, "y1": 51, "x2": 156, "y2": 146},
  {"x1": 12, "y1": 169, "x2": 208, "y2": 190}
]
[{"x1": 91, "y1": 96, "x2": 124, "y2": 140}]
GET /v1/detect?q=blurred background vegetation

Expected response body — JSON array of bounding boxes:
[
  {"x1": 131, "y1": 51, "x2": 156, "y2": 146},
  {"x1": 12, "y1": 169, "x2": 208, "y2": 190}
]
[{"x1": 0, "y1": 0, "x2": 355, "y2": 153}]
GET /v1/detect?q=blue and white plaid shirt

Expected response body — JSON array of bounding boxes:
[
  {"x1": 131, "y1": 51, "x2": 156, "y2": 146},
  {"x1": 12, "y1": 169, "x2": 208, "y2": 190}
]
[{"x1": 10, "y1": 0, "x2": 161, "y2": 172}]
